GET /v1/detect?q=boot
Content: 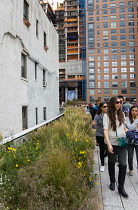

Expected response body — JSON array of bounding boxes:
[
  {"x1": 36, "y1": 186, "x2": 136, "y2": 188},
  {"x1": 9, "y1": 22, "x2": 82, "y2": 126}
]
[
  {"x1": 108, "y1": 162, "x2": 115, "y2": 191},
  {"x1": 118, "y1": 165, "x2": 128, "y2": 198}
]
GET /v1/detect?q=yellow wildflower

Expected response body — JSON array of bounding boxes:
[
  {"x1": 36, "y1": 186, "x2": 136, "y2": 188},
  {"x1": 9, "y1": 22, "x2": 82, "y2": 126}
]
[
  {"x1": 75, "y1": 138, "x2": 78, "y2": 141},
  {"x1": 16, "y1": 164, "x2": 19, "y2": 167},
  {"x1": 14, "y1": 155, "x2": 16, "y2": 158},
  {"x1": 20, "y1": 169, "x2": 22, "y2": 171},
  {"x1": 80, "y1": 151, "x2": 86, "y2": 154},
  {"x1": 27, "y1": 159, "x2": 30, "y2": 162},
  {"x1": 77, "y1": 161, "x2": 83, "y2": 168},
  {"x1": 86, "y1": 139, "x2": 89, "y2": 142},
  {"x1": 89, "y1": 177, "x2": 92, "y2": 182}
]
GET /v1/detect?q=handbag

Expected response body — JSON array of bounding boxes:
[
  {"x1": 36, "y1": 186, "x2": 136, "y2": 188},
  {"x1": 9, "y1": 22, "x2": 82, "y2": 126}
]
[
  {"x1": 126, "y1": 129, "x2": 138, "y2": 145},
  {"x1": 116, "y1": 130, "x2": 128, "y2": 147}
]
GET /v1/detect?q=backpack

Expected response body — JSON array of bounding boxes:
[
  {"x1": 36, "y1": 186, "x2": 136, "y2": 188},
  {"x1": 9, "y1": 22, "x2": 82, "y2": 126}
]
[{"x1": 126, "y1": 129, "x2": 138, "y2": 145}]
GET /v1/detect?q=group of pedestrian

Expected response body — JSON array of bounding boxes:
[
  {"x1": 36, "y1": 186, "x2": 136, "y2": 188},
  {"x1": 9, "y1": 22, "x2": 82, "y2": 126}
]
[{"x1": 91, "y1": 96, "x2": 138, "y2": 199}]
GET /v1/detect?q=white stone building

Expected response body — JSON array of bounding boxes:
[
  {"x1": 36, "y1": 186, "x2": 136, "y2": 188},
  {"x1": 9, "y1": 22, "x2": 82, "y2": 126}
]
[{"x1": 0, "y1": 0, "x2": 59, "y2": 138}]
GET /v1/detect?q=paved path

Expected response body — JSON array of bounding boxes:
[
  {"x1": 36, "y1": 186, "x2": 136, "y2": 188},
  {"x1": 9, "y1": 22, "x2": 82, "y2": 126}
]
[{"x1": 94, "y1": 146, "x2": 138, "y2": 210}]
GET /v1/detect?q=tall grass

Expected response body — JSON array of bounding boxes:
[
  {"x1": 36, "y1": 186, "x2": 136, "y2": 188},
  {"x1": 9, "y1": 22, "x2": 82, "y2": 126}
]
[{"x1": 0, "y1": 107, "x2": 96, "y2": 210}]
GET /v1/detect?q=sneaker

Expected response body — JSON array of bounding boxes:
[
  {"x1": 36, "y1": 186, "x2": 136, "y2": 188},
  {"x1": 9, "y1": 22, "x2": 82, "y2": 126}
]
[
  {"x1": 100, "y1": 166, "x2": 105, "y2": 172},
  {"x1": 105, "y1": 157, "x2": 108, "y2": 164},
  {"x1": 129, "y1": 170, "x2": 133, "y2": 176}
]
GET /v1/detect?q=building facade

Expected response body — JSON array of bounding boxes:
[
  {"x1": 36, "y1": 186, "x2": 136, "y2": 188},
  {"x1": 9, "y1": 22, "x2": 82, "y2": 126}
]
[
  {"x1": 55, "y1": 0, "x2": 85, "y2": 104},
  {"x1": 86, "y1": 0, "x2": 138, "y2": 102},
  {"x1": 0, "y1": 0, "x2": 59, "y2": 138}
]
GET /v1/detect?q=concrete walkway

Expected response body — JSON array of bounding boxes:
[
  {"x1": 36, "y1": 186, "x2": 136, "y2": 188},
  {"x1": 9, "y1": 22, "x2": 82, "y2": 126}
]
[{"x1": 94, "y1": 146, "x2": 138, "y2": 210}]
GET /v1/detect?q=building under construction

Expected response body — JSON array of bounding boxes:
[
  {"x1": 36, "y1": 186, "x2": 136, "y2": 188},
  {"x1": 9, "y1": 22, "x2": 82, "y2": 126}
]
[{"x1": 55, "y1": 0, "x2": 86, "y2": 104}]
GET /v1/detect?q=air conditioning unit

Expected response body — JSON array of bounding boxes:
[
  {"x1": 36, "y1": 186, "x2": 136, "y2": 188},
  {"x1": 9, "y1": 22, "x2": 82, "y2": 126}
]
[{"x1": 43, "y1": 81, "x2": 47, "y2": 87}]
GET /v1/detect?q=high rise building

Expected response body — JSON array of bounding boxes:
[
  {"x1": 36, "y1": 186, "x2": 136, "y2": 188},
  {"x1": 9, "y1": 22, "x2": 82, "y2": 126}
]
[
  {"x1": 86, "y1": 0, "x2": 138, "y2": 102},
  {"x1": 55, "y1": 0, "x2": 86, "y2": 104}
]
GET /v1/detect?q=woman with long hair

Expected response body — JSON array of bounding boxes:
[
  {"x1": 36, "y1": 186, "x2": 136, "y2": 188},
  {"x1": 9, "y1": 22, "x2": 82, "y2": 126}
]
[
  {"x1": 103, "y1": 97, "x2": 128, "y2": 198},
  {"x1": 93, "y1": 102, "x2": 108, "y2": 172},
  {"x1": 126, "y1": 105, "x2": 138, "y2": 176}
]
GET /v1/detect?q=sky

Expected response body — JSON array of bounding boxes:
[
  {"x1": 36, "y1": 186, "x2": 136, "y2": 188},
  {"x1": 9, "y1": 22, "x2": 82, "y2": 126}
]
[{"x1": 49, "y1": 0, "x2": 64, "y2": 9}]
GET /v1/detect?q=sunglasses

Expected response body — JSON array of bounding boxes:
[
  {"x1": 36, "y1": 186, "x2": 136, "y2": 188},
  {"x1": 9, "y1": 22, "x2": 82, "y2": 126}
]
[
  {"x1": 103, "y1": 106, "x2": 107, "y2": 108},
  {"x1": 116, "y1": 101, "x2": 121, "y2": 104}
]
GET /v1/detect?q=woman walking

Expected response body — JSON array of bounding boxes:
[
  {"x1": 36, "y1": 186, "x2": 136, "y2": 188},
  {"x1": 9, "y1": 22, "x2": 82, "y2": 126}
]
[
  {"x1": 126, "y1": 105, "x2": 138, "y2": 176},
  {"x1": 93, "y1": 102, "x2": 108, "y2": 172},
  {"x1": 103, "y1": 97, "x2": 128, "y2": 198}
]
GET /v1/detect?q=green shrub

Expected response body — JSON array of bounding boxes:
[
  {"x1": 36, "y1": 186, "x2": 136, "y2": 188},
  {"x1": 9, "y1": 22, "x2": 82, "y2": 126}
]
[{"x1": 0, "y1": 107, "x2": 96, "y2": 210}]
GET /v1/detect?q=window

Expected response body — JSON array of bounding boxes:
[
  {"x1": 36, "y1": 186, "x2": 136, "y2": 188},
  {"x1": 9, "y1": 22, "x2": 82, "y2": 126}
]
[
  {"x1": 21, "y1": 53, "x2": 27, "y2": 78},
  {"x1": 128, "y1": 8, "x2": 134, "y2": 12},
  {"x1": 112, "y1": 81, "x2": 118, "y2": 87},
  {"x1": 35, "y1": 108, "x2": 38, "y2": 125},
  {"x1": 89, "y1": 75, "x2": 95, "y2": 80},
  {"x1": 122, "y1": 81, "x2": 127, "y2": 88},
  {"x1": 111, "y1": 42, "x2": 117, "y2": 47},
  {"x1": 128, "y1": 21, "x2": 134, "y2": 26},
  {"x1": 112, "y1": 55, "x2": 117, "y2": 60},
  {"x1": 120, "y1": 48, "x2": 126, "y2": 53},
  {"x1": 130, "y1": 67, "x2": 135, "y2": 72},
  {"x1": 104, "y1": 89, "x2": 109, "y2": 94},
  {"x1": 130, "y1": 81, "x2": 136, "y2": 87},
  {"x1": 98, "y1": 75, "x2": 101, "y2": 80},
  {"x1": 44, "y1": 32, "x2": 47, "y2": 49},
  {"x1": 128, "y1": 14, "x2": 134, "y2": 18},
  {"x1": 98, "y1": 82, "x2": 101, "y2": 88},
  {"x1": 89, "y1": 56, "x2": 94, "y2": 61},
  {"x1": 129, "y1": 41, "x2": 135, "y2": 46},
  {"x1": 129, "y1": 35, "x2": 135, "y2": 39},
  {"x1": 97, "y1": 23, "x2": 100, "y2": 29},
  {"x1": 112, "y1": 48, "x2": 117, "y2": 53},
  {"x1": 104, "y1": 75, "x2": 109, "y2": 80},
  {"x1": 129, "y1": 54, "x2": 135, "y2": 59},
  {"x1": 121, "y1": 89, "x2": 127, "y2": 94},
  {"x1": 103, "y1": 36, "x2": 108, "y2": 41},
  {"x1": 97, "y1": 17, "x2": 99, "y2": 21},
  {"x1": 112, "y1": 74, "x2": 118, "y2": 79},
  {"x1": 111, "y1": 15, "x2": 116, "y2": 20},
  {"x1": 130, "y1": 89, "x2": 136, "y2": 94},
  {"x1": 119, "y1": 2, "x2": 125, "y2": 7},
  {"x1": 97, "y1": 30, "x2": 100, "y2": 35},
  {"x1": 130, "y1": 61, "x2": 135, "y2": 65},
  {"x1": 35, "y1": 62, "x2": 37, "y2": 80},
  {"x1": 103, "y1": 22, "x2": 108, "y2": 28},
  {"x1": 89, "y1": 68, "x2": 94, "y2": 73},
  {"x1": 130, "y1": 74, "x2": 135, "y2": 79},
  {"x1": 111, "y1": 22, "x2": 116, "y2": 28},
  {"x1": 43, "y1": 107, "x2": 46, "y2": 121},
  {"x1": 120, "y1": 41, "x2": 126, "y2": 46},
  {"x1": 112, "y1": 61, "x2": 117, "y2": 66},
  {"x1": 104, "y1": 81, "x2": 109, "y2": 88},
  {"x1": 111, "y1": 36, "x2": 117, "y2": 40},
  {"x1": 121, "y1": 68, "x2": 127, "y2": 72},
  {"x1": 36, "y1": 20, "x2": 38, "y2": 37},
  {"x1": 110, "y1": 3, "x2": 116, "y2": 7},
  {"x1": 121, "y1": 55, "x2": 126, "y2": 59},
  {"x1": 102, "y1": 16, "x2": 108, "y2": 21},
  {"x1": 120, "y1": 29, "x2": 126, "y2": 33},
  {"x1": 129, "y1": 28, "x2": 134, "y2": 33},
  {"x1": 103, "y1": 30, "x2": 108, "y2": 35},
  {"x1": 120, "y1": 35, "x2": 126, "y2": 40},
  {"x1": 121, "y1": 74, "x2": 127, "y2": 79},
  {"x1": 89, "y1": 82, "x2": 95, "y2": 88},
  {"x1": 104, "y1": 49, "x2": 108, "y2": 54},
  {"x1": 128, "y1": 1, "x2": 134, "y2": 6},
  {"x1": 22, "y1": 106, "x2": 28, "y2": 130},
  {"x1": 104, "y1": 55, "x2": 109, "y2": 60},
  {"x1": 121, "y1": 61, "x2": 127, "y2": 66},
  {"x1": 129, "y1": 48, "x2": 135, "y2": 52},
  {"x1": 98, "y1": 56, "x2": 100, "y2": 60},
  {"x1": 104, "y1": 96, "x2": 110, "y2": 102},
  {"x1": 112, "y1": 68, "x2": 117, "y2": 73},
  {"x1": 102, "y1": 4, "x2": 107, "y2": 8},
  {"x1": 110, "y1": 9, "x2": 116, "y2": 14},
  {"x1": 90, "y1": 90, "x2": 95, "y2": 95},
  {"x1": 104, "y1": 68, "x2": 109, "y2": 73},
  {"x1": 112, "y1": 89, "x2": 118, "y2": 94},
  {"x1": 120, "y1": 8, "x2": 125, "y2": 13},
  {"x1": 43, "y1": 69, "x2": 46, "y2": 87},
  {"x1": 23, "y1": 0, "x2": 29, "y2": 20},
  {"x1": 103, "y1": 42, "x2": 108, "y2": 47},
  {"x1": 120, "y1": 21, "x2": 126, "y2": 27},
  {"x1": 120, "y1": 15, "x2": 125, "y2": 19},
  {"x1": 104, "y1": 62, "x2": 109, "y2": 66},
  {"x1": 111, "y1": 29, "x2": 116, "y2": 34},
  {"x1": 89, "y1": 49, "x2": 94, "y2": 54}
]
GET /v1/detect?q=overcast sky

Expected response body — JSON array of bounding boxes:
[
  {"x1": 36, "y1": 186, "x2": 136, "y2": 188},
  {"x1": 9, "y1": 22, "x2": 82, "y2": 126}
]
[{"x1": 49, "y1": 0, "x2": 64, "y2": 9}]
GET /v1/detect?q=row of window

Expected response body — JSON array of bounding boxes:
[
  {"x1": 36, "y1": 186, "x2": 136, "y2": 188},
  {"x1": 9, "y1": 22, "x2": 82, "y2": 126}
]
[
  {"x1": 21, "y1": 53, "x2": 47, "y2": 87},
  {"x1": 89, "y1": 42, "x2": 135, "y2": 48},
  {"x1": 89, "y1": 54, "x2": 135, "y2": 61},
  {"x1": 23, "y1": 0, "x2": 47, "y2": 50},
  {"x1": 88, "y1": 7, "x2": 137, "y2": 14},
  {"x1": 88, "y1": 0, "x2": 136, "y2": 5},
  {"x1": 95, "y1": 21, "x2": 137, "y2": 29},
  {"x1": 96, "y1": 28, "x2": 135, "y2": 35},
  {"x1": 89, "y1": 74, "x2": 136, "y2": 80},
  {"x1": 89, "y1": 60, "x2": 135, "y2": 67},
  {"x1": 89, "y1": 67, "x2": 135, "y2": 73},
  {"x1": 89, "y1": 81, "x2": 136, "y2": 88},
  {"x1": 89, "y1": 14, "x2": 135, "y2": 22},
  {"x1": 96, "y1": 35, "x2": 135, "y2": 42},
  {"x1": 89, "y1": 47, "x2": 135, "y2": 54},
  {"x1": 89, "y1": 88, "x2": 136, "y2": 96},
  {"x1": 22, "y1": 106, "x2": 47, "y2": 130}
]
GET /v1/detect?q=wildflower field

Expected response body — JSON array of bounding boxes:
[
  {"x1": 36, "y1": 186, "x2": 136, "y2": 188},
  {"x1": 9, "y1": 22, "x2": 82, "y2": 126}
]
[{"x1": 0, "y1": 107, "x2": 96, "y2": 210}]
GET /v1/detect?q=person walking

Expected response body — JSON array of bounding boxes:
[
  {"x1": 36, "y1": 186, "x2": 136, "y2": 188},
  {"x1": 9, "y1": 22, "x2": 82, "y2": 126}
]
[
  {"x1": 93, "y1": 102, "x2": 108, "y2": 172},
  {"x1": 103, "y1": 96, "x2": 128, "y2": 198},
  {"x1": 126, "y1": 105, "x2": 138, "y2": 176}
]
